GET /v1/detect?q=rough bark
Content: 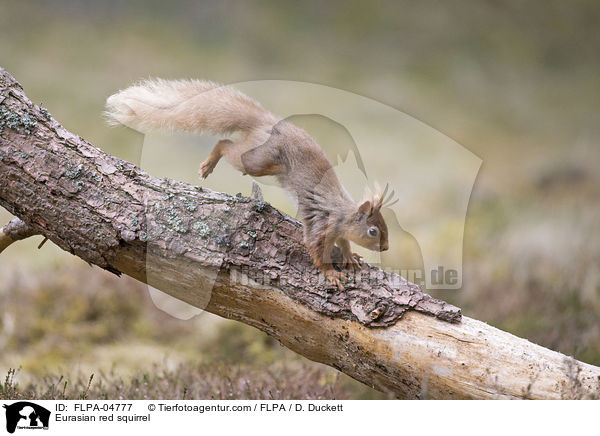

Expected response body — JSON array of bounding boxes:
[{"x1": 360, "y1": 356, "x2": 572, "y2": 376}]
[
  {"x1": 0, "y1": 218, "x2": 37, "y2": 252},
  {"x1": 1, "y1": 67, "x2": 599, "y2": 399}
]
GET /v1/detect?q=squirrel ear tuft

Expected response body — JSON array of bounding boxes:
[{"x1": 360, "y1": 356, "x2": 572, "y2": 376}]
[{"x1": 358, "y1": 200, "x2": 372, "y2": 214}]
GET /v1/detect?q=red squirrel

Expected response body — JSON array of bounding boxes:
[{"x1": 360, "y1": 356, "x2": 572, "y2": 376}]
[{"x1": 105, "y1": 79, "x2": 393, "y2": 289}]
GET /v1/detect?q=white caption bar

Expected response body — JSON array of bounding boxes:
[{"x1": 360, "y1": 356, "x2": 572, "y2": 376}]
[{"x1": 0, "y1": 400, "x2": 595, "y2": 435}]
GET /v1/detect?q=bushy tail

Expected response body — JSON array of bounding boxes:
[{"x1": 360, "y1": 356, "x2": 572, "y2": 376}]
[{"x1": 105, "y1": 79, "x2": 275, "y2": 135}]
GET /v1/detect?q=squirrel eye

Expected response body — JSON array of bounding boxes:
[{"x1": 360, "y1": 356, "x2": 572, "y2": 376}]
[{"x1": 368, "y1": 227, "x2": 378, "y2": 237}]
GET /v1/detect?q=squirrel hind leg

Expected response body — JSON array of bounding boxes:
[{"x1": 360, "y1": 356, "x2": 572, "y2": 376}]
[
  {"x1": 199, "y1": 139, "x2": 232, "y2": 179},
  {"x1": 307, "y1": 232, "x2": 347, "y2": 290},
  {"x1": 240, "y1": 143, "x2": 286, "y2": 177}
]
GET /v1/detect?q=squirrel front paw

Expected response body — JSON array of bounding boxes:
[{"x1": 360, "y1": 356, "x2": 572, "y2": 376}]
[
  {"x1": 342, "y1": 252, "x2": 363, "y2": 272},
  {"x1": 325, "y1": 269, "x2": 347, "y2": 291}
]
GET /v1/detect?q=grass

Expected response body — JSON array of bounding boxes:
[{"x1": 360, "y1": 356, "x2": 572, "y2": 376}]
[
  {"x1": 0, "y1": 264, "x2": 387, "y2": 400},
  {"x1": 0, "y1": 363, "x2": 378, "y2": 400}
]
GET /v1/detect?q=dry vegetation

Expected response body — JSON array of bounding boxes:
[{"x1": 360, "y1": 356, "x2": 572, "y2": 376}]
[
  {"x1": 1, "y1": 364, "x2": 365, "y2": 400},
  {"x1": 0, "y1": 265, "x2": 387, "y2": 400}
]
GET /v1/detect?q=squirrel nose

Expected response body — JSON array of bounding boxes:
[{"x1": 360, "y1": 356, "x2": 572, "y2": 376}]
[{"x1": 380, "y1": 242, "x2": 389, "y2": 251}]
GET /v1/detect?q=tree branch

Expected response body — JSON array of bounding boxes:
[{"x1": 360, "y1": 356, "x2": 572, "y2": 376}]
[
  {"x1": 1, "y1": 67, "x2": 599, "y2": 399},
  {"x1": 0, "y1": 218, "x2": 38, "y2": 253}
]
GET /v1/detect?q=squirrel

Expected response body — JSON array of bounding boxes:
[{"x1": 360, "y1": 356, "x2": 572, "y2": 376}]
[{"x1": 105, "y1": 79, "x2": 393, "y2": 289}]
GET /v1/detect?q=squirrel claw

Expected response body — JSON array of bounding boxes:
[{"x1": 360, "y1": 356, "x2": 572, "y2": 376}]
[
  {"x1": 326, "y1": 270, "x2": 346, "y2": 291},
  {"x1": 199, "y1": 159, "x2": 216, "y2": 179},
  {"x1": 342, "y1": 253, "x2": 363, "y2": 272}
]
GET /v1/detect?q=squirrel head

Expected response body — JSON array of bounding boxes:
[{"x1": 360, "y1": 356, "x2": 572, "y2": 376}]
[{"x1": 345, "y1": 183, "x2": 397, "y2": 252}]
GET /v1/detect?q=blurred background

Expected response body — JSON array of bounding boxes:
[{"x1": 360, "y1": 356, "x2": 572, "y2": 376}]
[{"x1": 1, "y1": 0, "x2": 599, "y2": 399}]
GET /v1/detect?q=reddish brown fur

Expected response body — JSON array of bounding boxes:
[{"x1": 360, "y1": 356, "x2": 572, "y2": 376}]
[{"x1": 106, "y1": 80, "x2": 390, "y2": 289}]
